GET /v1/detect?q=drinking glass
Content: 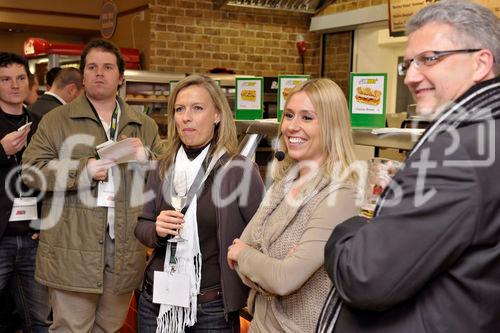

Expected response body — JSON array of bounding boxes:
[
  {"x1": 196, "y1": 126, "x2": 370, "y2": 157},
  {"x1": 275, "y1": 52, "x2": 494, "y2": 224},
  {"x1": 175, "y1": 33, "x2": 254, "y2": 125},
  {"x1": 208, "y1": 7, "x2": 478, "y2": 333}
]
[
  {"x1": 168, "y1": 169, "x2": 188, "y2": 243},
  {"x1": 360, "y1": 158, "x2": 401, "y2": 219}
]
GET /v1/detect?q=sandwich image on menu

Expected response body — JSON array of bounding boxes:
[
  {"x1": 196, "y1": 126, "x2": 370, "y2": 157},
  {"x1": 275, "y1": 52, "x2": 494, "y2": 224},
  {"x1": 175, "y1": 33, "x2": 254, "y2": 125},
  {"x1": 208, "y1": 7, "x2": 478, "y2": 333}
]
[
  {"x1": 240, "y1": 89, "x2": 256, "y2": 102},
  {"x1": 355, "y1": 86, "x2": 382, "y2": 106},
  {"x1": 282, "y1": 87, "x2": 293, "y2": 100}
]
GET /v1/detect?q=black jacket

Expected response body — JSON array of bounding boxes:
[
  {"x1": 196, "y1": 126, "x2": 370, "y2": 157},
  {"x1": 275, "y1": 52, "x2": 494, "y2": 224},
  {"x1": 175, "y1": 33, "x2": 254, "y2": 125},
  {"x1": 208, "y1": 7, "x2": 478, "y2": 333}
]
[
  {"x1": 0, "y1": 107, "x2": 37, "y2": 238},
  {"x1": 134, "y1": 153, "x2": 265, "y2": 315},
  {"x1": 27, "y1": 93, "x2": 63, "y2": 124},
  {"x1": 325, "y1": 77, "x2": 500, "y2": 332}
]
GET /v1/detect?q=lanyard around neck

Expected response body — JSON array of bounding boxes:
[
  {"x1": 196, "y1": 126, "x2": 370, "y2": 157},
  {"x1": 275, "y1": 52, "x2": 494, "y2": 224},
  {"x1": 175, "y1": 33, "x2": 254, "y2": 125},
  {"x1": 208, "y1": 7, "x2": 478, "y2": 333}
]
[
  {"x1": 168, "y1": 148, "x2": 227, "y2": 265},
  {"x1": 86, "y1": 96, "x2": 119, "y2": 141}
]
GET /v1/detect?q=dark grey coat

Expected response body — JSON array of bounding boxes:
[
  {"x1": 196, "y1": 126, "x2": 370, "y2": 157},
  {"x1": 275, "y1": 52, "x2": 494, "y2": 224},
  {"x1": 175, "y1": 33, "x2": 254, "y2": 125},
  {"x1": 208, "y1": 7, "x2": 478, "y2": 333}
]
[
  {"x1": 325, "y1": 77, "x2": 500, "y2": 333},
  {"x1": 27, "y1": 93, "x2": 63, "y2": 124}
]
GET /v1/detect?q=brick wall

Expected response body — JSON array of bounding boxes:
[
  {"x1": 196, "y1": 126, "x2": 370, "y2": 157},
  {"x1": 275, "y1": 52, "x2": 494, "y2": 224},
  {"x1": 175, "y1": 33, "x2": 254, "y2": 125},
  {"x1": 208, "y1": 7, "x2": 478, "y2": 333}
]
[
  {"x1": 149, "y1": 0, "x2": 321, "y2": 77},
  {"x1": 323, "y1": 31, "x2": 353, "y2": 98}
]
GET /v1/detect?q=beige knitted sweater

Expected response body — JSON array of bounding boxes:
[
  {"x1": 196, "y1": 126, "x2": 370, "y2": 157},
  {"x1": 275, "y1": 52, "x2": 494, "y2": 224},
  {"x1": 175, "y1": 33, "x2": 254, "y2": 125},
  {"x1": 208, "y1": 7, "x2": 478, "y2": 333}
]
[{"x1": 236, "y1": 173, "x2": 358, "y2": 332}]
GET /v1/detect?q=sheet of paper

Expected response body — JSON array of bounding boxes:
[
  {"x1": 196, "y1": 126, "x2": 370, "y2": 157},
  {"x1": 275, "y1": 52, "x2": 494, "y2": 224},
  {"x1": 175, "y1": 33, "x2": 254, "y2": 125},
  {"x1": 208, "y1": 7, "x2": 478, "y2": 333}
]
[
  {"x1": 96, "y1": 138, "x2": 137, "y2": 164},
  {"x1": 18, "y1": 122, "x2": 32, "y2": 131},
  {"x1": 371, "y1": 128, "x2": 425, "y2": 136}
]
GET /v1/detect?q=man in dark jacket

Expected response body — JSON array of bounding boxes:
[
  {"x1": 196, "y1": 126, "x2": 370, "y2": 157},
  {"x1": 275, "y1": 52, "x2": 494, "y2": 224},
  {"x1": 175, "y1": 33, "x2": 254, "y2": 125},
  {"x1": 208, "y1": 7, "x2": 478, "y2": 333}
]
[
  {"x1": 28, "y1": 67, "x2": 82, "y2": 124},
  {"x1": 0, "y1": 52, "x2": 50, "y2": 332},
  {"x1": 321, "y1": 1, "x2": 500, "y2": 332},
  {"x1": 44, "y1": 66, "x2": 61, "y2": 90}
]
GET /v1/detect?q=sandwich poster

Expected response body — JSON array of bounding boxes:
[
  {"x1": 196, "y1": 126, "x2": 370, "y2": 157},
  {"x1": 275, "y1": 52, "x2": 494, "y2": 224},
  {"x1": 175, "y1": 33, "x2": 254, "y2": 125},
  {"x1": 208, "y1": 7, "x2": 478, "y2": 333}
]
[
  {"x1": 349, "y1": 73, "x2": 387, "y2": 128},
  {"x1": 235, "y1": 77, "x2": 263, "y2": 120},
  {"x1": 277, "y1": 75, "x2": 310, "y2": 121}
]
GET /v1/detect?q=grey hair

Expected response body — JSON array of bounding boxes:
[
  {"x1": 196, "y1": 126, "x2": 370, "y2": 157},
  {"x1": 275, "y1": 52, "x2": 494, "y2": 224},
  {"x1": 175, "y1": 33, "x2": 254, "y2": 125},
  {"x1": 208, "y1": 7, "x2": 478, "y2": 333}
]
[{"x1": 406, "y1": 0, "x2": 500, "y2": 75}]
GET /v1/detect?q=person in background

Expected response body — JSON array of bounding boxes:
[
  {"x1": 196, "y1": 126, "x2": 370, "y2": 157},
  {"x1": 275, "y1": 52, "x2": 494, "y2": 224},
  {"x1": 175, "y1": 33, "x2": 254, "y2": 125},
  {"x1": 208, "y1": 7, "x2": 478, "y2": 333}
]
[
  {"x1": 22, "y1": 39, "x2": 165, "y2": 332},
  {"x1": 44, "y1": 67, "x2": 61, "y2": 91},
  {"x1": 24, "y1": 73, "x2": 39, "y2": 106},
  {"x1": 28, "y1": 67, "x2": 82, "y2": 123},
  {"x1": 0, "y1": 52, "x2": 49, "y2": 332},
  {"x1": 227, "y1": 78, "x2": 359, "y2": 333},
  {"x1": 319, "y1": 1, "x2": 500, "y2": 332},
  {"x1": 135, "y1": 74, "x2": 265, "y2": 333}
]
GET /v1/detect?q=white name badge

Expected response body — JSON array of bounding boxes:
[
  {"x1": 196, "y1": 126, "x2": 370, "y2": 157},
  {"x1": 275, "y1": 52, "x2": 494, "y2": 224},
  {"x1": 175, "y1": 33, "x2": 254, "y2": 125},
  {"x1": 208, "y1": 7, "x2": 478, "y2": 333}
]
[
  {"x1": 97, "y1": 169, "x2": 115, "y2": 208},
  {"x1": 153, "y1": 271, "x2": 190, "y2": 308},
  {"x1": 97, "y1": 181, "x2": 115, "y2": 207},
  {"x1": 9, "y1": 197, "x2": 38, "y2": 222}
]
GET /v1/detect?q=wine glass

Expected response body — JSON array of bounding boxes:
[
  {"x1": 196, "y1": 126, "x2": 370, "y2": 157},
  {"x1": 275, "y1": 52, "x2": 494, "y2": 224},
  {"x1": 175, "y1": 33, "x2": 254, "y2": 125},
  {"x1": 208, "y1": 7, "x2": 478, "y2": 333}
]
[
  {"x1": 360, "y1": 158, "x2": 401, "y2": 219},
  {"x1": 168, "y1": 169, "x2": 188, "y2": 243}
]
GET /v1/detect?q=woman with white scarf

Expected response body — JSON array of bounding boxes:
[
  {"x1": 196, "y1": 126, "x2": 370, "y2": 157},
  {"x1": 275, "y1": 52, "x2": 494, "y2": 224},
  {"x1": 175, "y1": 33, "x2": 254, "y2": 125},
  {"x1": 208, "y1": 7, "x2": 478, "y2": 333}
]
[
  {"x1": 135, "y1": 75, "x2": 265, "y2": 333},
  {"x1": 227, "y1": 79, "x2": 359, "y2": 332}
]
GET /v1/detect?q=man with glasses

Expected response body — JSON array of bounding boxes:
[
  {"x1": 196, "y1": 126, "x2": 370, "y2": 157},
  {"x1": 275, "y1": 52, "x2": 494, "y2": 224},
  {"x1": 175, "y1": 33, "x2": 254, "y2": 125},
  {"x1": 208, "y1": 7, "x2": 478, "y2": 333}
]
[
  {"x1": 0, "y1": 52, "x2": 50, "y2": 332},
  {"x1": 319, "y1": 1, "x2": 500, "y2": 332}
]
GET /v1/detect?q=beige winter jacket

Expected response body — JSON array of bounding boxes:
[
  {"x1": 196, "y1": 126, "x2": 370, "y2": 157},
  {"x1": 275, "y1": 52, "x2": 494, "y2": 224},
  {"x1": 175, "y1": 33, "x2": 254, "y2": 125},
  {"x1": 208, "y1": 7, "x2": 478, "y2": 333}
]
[
  {"x1": 236, "y1": 174, "x2": 358, "y2": 332},
  {"x1": 22, "y1": 94, "x2": 165, "y2": 294}
]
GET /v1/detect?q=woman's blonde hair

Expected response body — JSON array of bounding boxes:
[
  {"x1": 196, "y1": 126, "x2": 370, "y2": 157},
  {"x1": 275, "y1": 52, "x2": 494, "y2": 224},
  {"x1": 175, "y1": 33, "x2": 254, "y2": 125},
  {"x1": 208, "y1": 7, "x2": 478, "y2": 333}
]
[
  {"x1": 273, "y1": 78, "x2": 356, "y2": 182},
  {"x1": 159, "y1": 74, "x2": 238, "y2": 176}
]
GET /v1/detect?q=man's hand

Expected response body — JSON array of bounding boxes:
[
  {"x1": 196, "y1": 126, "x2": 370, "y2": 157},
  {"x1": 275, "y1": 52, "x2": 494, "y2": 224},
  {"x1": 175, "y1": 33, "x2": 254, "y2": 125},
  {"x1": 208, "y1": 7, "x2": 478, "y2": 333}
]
[
  {"x1": 87, "y1": 158, "x2": 115, "y2": 181},
  {"x1": 227, "y1": 238, "x2": 250, "y2": 270},
  {"x1": 1, "y1": 128, "x2": 30, "y2": 156},
  {"x1": 120, "y1": 135, "x2": 148, "y2": 162}
]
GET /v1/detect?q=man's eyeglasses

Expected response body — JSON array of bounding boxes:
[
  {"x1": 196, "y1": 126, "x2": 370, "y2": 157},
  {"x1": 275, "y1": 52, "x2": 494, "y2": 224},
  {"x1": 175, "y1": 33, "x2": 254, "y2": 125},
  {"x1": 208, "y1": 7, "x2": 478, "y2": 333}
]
[{"x1": 398, "y1": 49, "x2": 481, "y2": 76}]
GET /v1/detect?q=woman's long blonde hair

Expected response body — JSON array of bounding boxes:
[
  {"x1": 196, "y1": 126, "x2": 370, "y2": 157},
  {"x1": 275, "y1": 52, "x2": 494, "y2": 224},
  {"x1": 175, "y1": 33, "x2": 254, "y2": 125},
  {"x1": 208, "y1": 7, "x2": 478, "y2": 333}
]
[
  {"x1": 159, "y1": 74, "x2": 238, "y2": 176},
  {"x1": 273, "y1": 78, "x2": 356, "y2": 183}
]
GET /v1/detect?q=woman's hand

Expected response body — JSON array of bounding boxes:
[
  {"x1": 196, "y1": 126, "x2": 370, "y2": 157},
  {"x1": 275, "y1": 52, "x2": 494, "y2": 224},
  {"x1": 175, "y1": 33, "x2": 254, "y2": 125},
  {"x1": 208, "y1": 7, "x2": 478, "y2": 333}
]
[
  {"x1": 155, "y1": 210, "x2": 184, "y2": 238},
  {"x1": 227, "y1": 238, "x2": 250, "y2": 270}
]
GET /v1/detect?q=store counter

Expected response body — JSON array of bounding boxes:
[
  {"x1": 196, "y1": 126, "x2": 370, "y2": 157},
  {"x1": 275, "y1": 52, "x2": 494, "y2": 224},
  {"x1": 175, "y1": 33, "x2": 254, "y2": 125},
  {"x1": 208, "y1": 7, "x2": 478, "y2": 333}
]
[
  {"x1": 236, "y1": 120, "x2": 421, "y2": 158},
  {"x1": 352, "y1": 128, "x2": 421, "y2": 156}
]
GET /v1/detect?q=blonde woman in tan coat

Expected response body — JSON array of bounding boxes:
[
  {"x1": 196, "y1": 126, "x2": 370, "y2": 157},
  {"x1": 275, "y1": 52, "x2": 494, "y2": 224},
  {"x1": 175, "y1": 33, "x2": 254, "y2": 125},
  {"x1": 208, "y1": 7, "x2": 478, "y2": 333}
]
[{"x1": 227, "y1": 78, "x2": 359, "y2": 332}]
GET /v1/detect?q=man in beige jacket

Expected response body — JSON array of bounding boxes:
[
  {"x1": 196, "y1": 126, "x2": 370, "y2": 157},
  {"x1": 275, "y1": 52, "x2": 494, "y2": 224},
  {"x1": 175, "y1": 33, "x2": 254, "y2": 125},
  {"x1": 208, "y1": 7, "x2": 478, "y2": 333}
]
[{"x1": 22, "y1": 39, "x2": 165, "y2": 332}]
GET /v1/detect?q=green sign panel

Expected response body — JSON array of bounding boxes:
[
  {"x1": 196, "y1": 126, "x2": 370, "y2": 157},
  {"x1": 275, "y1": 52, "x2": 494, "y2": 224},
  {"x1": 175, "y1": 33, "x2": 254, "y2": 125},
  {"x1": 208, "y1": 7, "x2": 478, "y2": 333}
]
[
  {"x1": 235, "y1": 77, "x2": 263, "y2": 120},
  {"x1": 349, "y1": 73, "x2": 387, "y2": 128},
  {"x1": 277, "y1": 75, "x2": 310, "y2": 121}
]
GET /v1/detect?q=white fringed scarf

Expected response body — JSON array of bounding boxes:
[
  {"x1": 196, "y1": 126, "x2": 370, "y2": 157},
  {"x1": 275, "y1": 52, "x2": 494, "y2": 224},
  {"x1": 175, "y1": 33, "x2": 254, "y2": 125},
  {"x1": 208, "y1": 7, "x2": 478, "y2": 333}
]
[{"x1": 156, "y1": 144, "x2": 225, "y2": 333}]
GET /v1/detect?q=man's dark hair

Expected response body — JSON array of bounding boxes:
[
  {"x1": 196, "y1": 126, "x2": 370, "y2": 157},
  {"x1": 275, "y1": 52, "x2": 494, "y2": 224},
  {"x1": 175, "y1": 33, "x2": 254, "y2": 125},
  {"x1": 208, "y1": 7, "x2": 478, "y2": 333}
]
[
  {"x1": 45, "y1": 67, "x2": 62, "y2": 87},
  {"x1": 0, "y1": 52, "x2": 29, "y2": 76},
  {"x1": 80, "y1": 39, "x2": 125, "y2": 75}
]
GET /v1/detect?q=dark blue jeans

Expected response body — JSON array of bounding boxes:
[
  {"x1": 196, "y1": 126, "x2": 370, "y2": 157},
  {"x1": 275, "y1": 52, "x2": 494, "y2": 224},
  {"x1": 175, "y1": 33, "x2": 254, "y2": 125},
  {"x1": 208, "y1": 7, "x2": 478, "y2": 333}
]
[
  {"x1": 0, "y1": 235, "x2": 50, "y2": 333},
  {"x1": 137, "y1": 292, "x2": 240, "y2": 333}
]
